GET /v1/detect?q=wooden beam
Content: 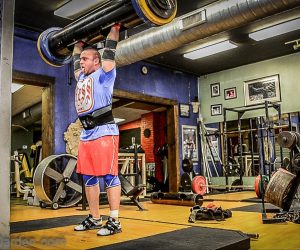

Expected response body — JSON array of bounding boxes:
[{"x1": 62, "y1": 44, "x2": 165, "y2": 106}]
[
  {"x1": 167, "y1": 104, "x2": 180, "y2": 192},
  {"x1": 13, "y1": 70, "x2": 54, "y2": 87},
  {"x1": 42, "y1": 86, "x2": 54, "y2": 158},
  {"x1": 112, "y1": 98, "x2": 134, "y2": 109},
  {"x1": 114, "y1": 89, "x2": 177, "y2": 106}
]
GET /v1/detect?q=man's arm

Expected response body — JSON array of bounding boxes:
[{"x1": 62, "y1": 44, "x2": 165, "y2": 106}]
[
  {"x1": 101, "y1": 24, "x2": 120, "y2": 72},
  {"x1": 72, "y1": 43, "x2": 83, "y2": 81}
]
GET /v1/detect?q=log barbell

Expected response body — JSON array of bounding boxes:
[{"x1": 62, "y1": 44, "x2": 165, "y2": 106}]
[{"x1": 37, "y1": 0, "x2": 177, "y2": 67}]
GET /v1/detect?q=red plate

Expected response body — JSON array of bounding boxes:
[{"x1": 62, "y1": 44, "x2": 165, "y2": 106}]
[
  {"x1": 192, "y1": 176, "x2": 207, "y2": 195},
  {"x1": 254, "y1": 175, "x2": 261, "y2": 198},
  {"x1": 255, "y1": 175, "x2": 268, "y2": 198}
]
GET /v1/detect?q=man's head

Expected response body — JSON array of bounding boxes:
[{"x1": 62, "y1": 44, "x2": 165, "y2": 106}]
[{"x1": 80, "y1": 47, "x2": 101, "y2": 75}]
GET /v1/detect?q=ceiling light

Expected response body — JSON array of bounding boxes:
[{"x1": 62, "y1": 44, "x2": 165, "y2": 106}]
[
  {"x1": 184, "y1": 40, "x2": 237, "y2": 60},
  {"x1": 11, "y1": 83, "x2": 24, "y2": 93},
  {"x1": 54, "y1": 0, "x2": 107, "y2": 20},
  {"x1": 114, "y1": 118, "x2": 125, "y2": 124},
  {"x1": 249, "y1": 18, "x2": 300, "y2": 41}
]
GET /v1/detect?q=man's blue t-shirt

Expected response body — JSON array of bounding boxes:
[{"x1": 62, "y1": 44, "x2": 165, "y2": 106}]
[{"x1": 75, "y1": 67, "x2": 119, "y2": 141}]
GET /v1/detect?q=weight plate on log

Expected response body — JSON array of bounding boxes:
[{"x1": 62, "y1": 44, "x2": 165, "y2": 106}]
[
  {"x1": 133, "y1": 0, "x2": 177, "y2": 25},
  {"x1": 192, "y1": 176, "x2": 207, "y2": 195},
  {"x1": 194, "y1": 194, "x2": 204, "y2": 206}
]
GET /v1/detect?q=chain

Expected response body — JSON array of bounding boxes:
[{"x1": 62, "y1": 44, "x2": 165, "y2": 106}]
[{"x1": 274, "y1": 210, "x2": 300, "y2": 223}]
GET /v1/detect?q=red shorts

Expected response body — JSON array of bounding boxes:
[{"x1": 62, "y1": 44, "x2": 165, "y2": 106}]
[{"x1": 77, "y1": 135, "x2": 119, "y2": 176}]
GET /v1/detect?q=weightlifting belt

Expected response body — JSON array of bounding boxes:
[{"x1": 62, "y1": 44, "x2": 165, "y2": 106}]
[{"x1": 79, "y1": 105, "x2": 115, "y2": 130}]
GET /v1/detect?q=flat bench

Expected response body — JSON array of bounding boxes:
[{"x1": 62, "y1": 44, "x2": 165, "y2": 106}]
[{"x1": 119, "y1": 174, "x2": 146, "y2": 211}]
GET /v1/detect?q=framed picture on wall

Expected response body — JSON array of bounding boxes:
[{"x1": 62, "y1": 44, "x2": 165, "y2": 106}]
[
  {"x1": 210, "y1": 82, "x2": 220, "y2": 97},
  {"x1": 211, "y1": 104, "x2": 222, "y2": 116},
  {"x1": 244, "y1": 74, "x2": 281, "y2": 106},
  {"x1": 182, "y1": 125, "x2": 198, "y2": 161},
  {"x1": 224, "y1": 87, "x2": 237, "y2": 100},
  {"x1": 179, "y1": 103, "x2": 190, "y2": 118}
]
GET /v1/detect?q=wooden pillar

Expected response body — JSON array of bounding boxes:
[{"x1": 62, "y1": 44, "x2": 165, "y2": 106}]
[
  {"x1": 0, "y1": 0, "x2": 14, "y2": 247},
  {"x1": 167, "y1": 104, "x2": 180, "y2": 192}
]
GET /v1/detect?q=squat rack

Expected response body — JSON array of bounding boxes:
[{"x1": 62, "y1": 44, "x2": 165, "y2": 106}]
[{"x1": 223, "y1": 101, "x2": 282, "y2": 188}]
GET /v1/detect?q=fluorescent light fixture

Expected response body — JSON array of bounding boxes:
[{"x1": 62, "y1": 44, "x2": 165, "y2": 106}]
[
  {"x1": 54, "y1": 0, "x2": 107, "y2": 20},
  {"x1": 11, "y1": 83, "x2": 24, "y2": 93},
  {"x1": 184, "y1": 40, "x2": 237, "y2": 60},
  {"x1": 114, "y1": 118, "x2": 125, "y2": 124},
  {"x1": 249, "y1": 18, "x2": 300, "y2": 41}
]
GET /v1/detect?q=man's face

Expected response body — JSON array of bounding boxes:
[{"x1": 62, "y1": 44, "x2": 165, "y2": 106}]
[{"x1": 80, "y1": 49, "x2": 100, "y2": 75}]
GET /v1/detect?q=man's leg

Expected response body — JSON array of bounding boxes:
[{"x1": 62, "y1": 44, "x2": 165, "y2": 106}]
[
  {"x1": 97, "y1": 175, "x2": 122, "y2": 236},
  {"x1": 74, "y1": 176, "x2": 102, "y2": 231},
  {"x1": 107, "y1": 185, "x2": 121, "y2": 218},
  {"x1": 85, "y1": 184, "x2": 100, "y2": 218}
]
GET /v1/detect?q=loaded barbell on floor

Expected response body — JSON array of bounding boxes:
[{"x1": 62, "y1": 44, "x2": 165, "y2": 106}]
[
  {"x1": 191, "y1": 175, "x2": 268, "y2": 198},
  {"x1": 37, "y1": 0, "x2": 177, "y2": 67},
  {"x1": 151, "y1": 192, "x2": 204, "y2": 207}
]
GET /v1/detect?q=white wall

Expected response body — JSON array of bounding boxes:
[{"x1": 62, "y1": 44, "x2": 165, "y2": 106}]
[{"x1": 199, "y1": 52, "x2": 300, "y2": 123}]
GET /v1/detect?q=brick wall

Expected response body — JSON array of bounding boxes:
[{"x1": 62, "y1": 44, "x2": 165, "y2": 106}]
[
  {"x1": 141, "y1": 113, "x2": 154, "y2": 163},
  {"x1": 118, "y1": 112, "x2": 167, "y2": 183},
  {"x1": 118, "y1": 114, "x2": 155, "y2": 163}
]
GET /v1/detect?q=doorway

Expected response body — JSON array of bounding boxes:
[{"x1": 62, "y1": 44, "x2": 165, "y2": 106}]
[
  {"x1": 11, "y1": 70, "x2": 54, "y2": 197},
  {"x1": 113, "y1": 89, "x2": 180, "y2": 192}
]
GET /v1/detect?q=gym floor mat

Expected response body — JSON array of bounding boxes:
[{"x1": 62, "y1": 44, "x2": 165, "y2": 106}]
[
  {"x1": 11, "y1": 215, "x2": 108, "y2": 233},
  {"x1": 240, "y1": 197, "x2": 262, "y2": 203},
  {"x1": 231, "y1": 203, "x2": 280, "y2": 213},
  {"x1": 88, "y1": 226, "x2": 250, "y2": 250}
]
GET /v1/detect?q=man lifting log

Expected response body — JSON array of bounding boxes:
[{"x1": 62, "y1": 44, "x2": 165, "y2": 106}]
[{"x1": 72, "y1": 24, "x2": 122, "y2": 236}]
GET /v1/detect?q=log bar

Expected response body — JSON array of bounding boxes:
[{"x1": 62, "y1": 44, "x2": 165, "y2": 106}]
[
  {"x1": 151, "y1": 192, "x2": 203, "y2": 206},
  {"x1": 37, "y1": 0, "x2": 177, "y2": 67}
]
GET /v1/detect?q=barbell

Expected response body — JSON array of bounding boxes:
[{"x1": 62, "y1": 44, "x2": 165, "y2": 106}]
[
  {"x1": 37, "y1": 0, "x2": 177, "y2": 67},
  {"x1": 151, "y1": 192, "x2": 203, "y2": 207},
  {"x1": 191, "y1": 175, "x2": 269, "y2": 198},
  {"x1": 207, "y1": 124, "x2": 289, "y2": 136}
]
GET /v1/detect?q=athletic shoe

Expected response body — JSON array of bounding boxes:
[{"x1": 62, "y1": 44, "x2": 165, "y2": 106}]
[
  {"x1": 97, "y1": 217, "x2": 122, "y2": 236},
  {"x1": 74, "y1": 214, "x2": 102, "y2": 231}
]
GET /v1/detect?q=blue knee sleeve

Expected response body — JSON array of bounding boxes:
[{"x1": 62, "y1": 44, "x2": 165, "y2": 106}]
[
  {"x1": 103, "y1": 174, "x2": 121, "y2": 189},
  {"x1": 82, "y1": 174, "x2": 99, "y2": 187}
]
